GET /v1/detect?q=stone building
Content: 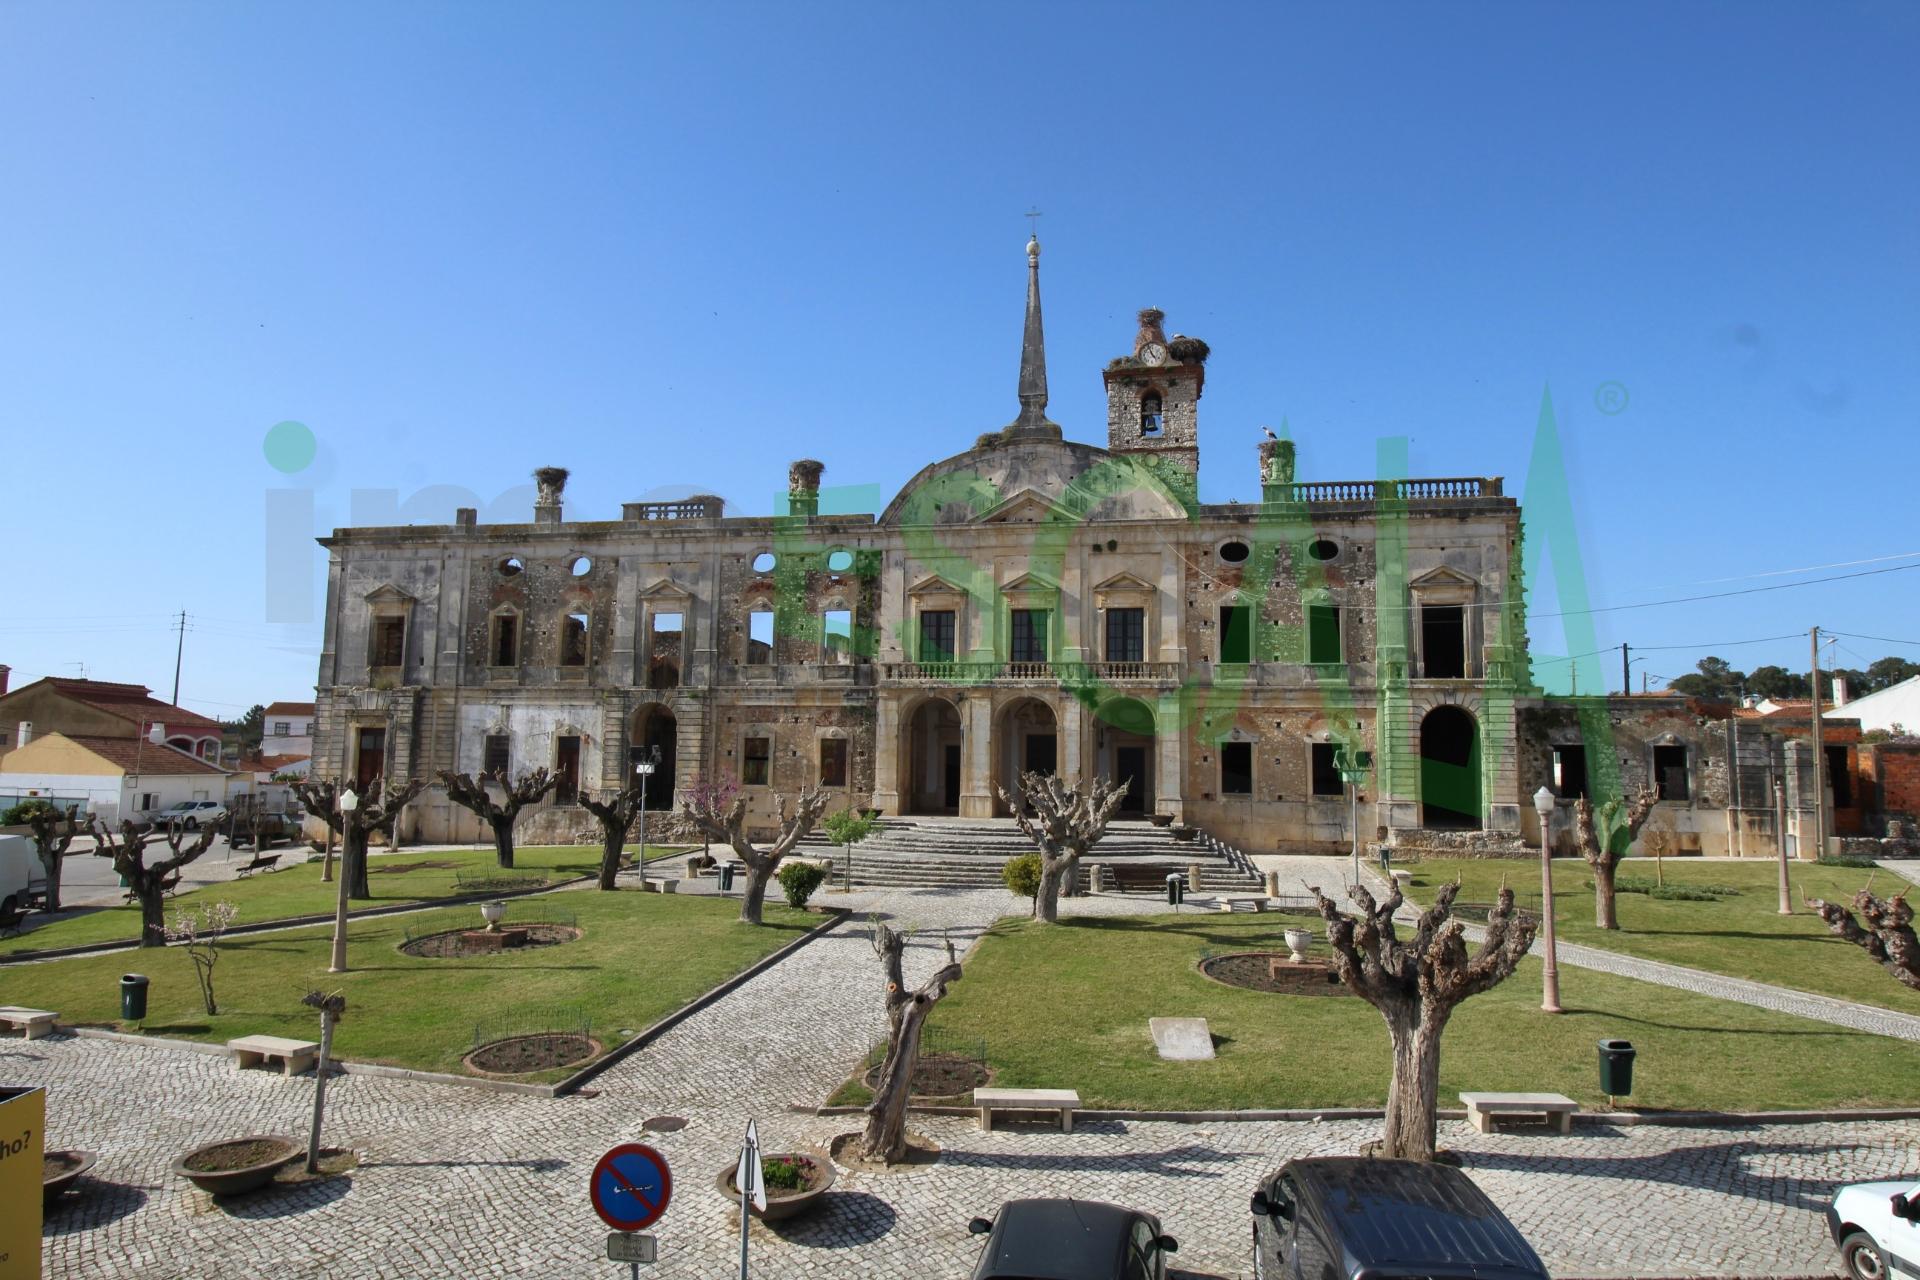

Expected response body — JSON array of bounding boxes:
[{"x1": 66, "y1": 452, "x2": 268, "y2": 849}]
[{"x1": 307, "y1": 239, "x2": 1824, "y2": 857}]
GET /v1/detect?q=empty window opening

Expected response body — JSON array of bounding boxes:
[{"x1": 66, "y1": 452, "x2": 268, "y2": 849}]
[
  {"x1": 751, "y1": 552, "x2": 776, "y2": 573},
  {"x1": 561, "y1": 612, "x2": 590, "y2": 666},
  {"x1": 492, "y1": 614, "x2": 519, "y2": 667},
  {"x1": 483, "y1": 734, "x2": 510, "y2": 776},
  {"x1": 1219, "y1": 605, "x2": 1253, "y2": 664},
  {"x1": 822, "y1": 609, "x2": 853, "y2": 663},
  {"x1": 1010, "y1": 609, "x2": 1049, "y2": 664},
  {"x1": 1139, "y1": 392, "x2": 1164, "y2": 437},
  {"x1": 1421, "y1": 604, "x2": 1466, "y2": 678},
  {"x1": 747, "y1": 610, "x2": 774, "y2": 664},
  {"x1": 919, "y1": 610, "x2": 956, "y2": 663},
  {"x1": 569, "y1": 556, "x2": 592, "y2": 576},
  {"x1": 1218, "y1": 540, "x2": 1250, "y2": 564},
  {"x1": 826, "y1": 549, "x2": 855, "y2": 572},
  {"x1": 1221, "y1": 742, "x2": 1253, "y2": 795},
  {"x1": 1105, "y1": 607, "x2": 1145, "y2": 663},
  {"x1": 1552, "y1": 744, "x2": 1589, "y2": 799},
  {"x1": 498, "y1": 556, "x2": 523, "y2": 576},
  {"x1": 370, "y1": 616, "x2": 405, "y2": 668},
  {"x1": 1825, "y1": 745, "x2": 1852, "y2": 807},
  {"x1": 1311, "y1": 742, "x2": 1344, "y2": 796},
  {"x1": 743, "y1": 736, "x2": 771, "y2": 786},
  {"x1": 649, "y1": 612, "x2": 683, "y2": 689},
  {"x1": 1307, "y1": 604, "x2": 1341, "y2": 664},
  {"x1": 1654, "y1": 744, "x2": 1689, "y2": 801},
  {"x1": 820, "y1": 738, "x2": 848, "y2": 787},
  {"x1": 555, "y1": 735, "x2": 581, "y2": 804},
  {"x1": 1307, "y1": 539, "x2": 1340, "y2": 562}
]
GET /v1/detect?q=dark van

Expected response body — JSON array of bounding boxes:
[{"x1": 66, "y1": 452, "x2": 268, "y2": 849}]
[{"x1": 1249, "y1": 1157, "x2": 1550, "y2": 1279}]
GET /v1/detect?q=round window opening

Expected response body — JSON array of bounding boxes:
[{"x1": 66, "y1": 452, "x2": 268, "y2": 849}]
[
  {"x1": 826, "y1": 549, "x2": 855, "y2": 572},
  {"x1": 499, "y1": 556, "x2": 524, "y2": 576},
  {"x1": 1219, "y1": 541, "x2": 1251, "y2": 564},
  {"x1": 1307, "y1": 539, "x2": 1339, "y2": 562},
  {"x1": 570, "y1": 556, "x2": 592, "y2": 576},
  {"x1": 751, "y1": 552, "x2": 777, "y2": 573}
]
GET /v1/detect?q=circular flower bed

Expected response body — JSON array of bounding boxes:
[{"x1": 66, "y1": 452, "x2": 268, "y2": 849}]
[
  {"x1": 714, "y1": 1152, "x2": 834, "y2": 1221},
  {"x1": 464, "y1": 1033, "x2": 601, "y2": 1075},
  {"x1": 400, "y1": 923, "x2": 582, "y2": 958},
  {"x1": 862, "y1": 1053, "x2": 990, "y2": 1100},
  {"x1": 1200, "y1": 951, "x2": 1351, "y2": 997}
]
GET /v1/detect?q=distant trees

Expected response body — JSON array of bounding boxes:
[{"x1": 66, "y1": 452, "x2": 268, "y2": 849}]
[{"x1": 1669, "y1": 654, "x2": 1920, "y2": 701}]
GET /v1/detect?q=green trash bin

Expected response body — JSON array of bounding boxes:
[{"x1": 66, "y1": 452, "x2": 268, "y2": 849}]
[
  {"x1": 1598, "y1": 1038, "x2": 1635, "y2": 1096},
  {"x1": 120, "y1": 973, "x2": 150, "y2": 1021},
  {"x1": 719, "y1": 863, "x2": 736, "y2": 893}
]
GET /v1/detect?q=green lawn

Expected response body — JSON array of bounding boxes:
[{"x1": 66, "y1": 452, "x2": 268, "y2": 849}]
[
  {"x1": 857, "y1": 913, "x2": 1920, "y2": 1112},
  {"x1": 5, "y1": 889, "x2": 811, "y2": 1081},
  {"x1": 4, "y1": 844, "x2": 692, "y2": 957},
  {"x1": 1398, "y1": 857, "x2": 1920, "y2": 1016}
]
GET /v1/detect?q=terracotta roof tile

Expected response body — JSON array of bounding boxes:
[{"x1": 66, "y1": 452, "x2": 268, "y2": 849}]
[
  {"x1": 58, "y1": 735, "x2": 233, "y2": 776},
  {"x1": 263, "y1": 701, "x2": 315, "y2": 718}
]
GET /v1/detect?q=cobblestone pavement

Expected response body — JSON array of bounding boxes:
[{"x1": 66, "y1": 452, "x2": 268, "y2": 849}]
[{"x1": 19, "y1": 880, "x2": 1919, "y2": 1279}]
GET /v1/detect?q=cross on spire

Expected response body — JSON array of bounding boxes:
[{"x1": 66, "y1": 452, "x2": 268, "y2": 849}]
[{"x1": 1024, "y1": 206, "x2": 1043, "y2": 238}]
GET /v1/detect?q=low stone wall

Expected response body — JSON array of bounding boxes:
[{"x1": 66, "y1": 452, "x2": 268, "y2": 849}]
[{"x1": 1387, "y1": 829, "x2": 1532, "y2": 860}]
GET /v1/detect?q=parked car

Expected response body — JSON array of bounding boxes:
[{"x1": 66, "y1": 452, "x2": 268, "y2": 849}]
[
  {"x1": 0, "y1": 834, "x2": 48, "y2": 914},
  {"x1": 229, "y1": 811, "x2": 297, "y2": 850},
  {"x1": 150, "y1": 800, "x2": 229, "y2": 830},
  {"x1": 1827, "y1": 1178, "x2": 1920, "y2": 1279},
  {"x1": 967, "y1": 1198, "x2": 1178, "y2": 1279},
  {"x1": 1250, "y1": 1157, "x2": 1549, "y2": 1280}
]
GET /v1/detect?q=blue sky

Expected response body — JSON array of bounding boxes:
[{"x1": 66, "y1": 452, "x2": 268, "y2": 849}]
[{"x1": 2, "y1": 2, "x2": 1916, "y2": 717}]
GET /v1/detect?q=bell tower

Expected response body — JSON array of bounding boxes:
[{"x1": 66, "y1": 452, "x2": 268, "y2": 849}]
[{"x1": 1105, "y1": 308, "x2": 1205, "y2": 503}]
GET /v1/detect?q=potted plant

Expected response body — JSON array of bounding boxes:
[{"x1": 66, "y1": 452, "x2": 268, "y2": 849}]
[
  {"x1": 172, "y1": 1135, "x2": 303, "y2": 1195},
  {"x1": 713, "y1": 1152, "x2": 835, "y2": 1221}
]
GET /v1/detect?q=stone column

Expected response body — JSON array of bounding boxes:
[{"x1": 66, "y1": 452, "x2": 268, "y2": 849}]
[
  {"x1": 960, "y1": 693, "x2": 995, "y2": 818},
  {"x1": 1155, "y1": 691, "x2": 1184, "y2": 821},
  {"x1": 872, "y1": 695, "x2": 902, "y2": 814},
  {"x1": 1060, "y1": 696, "x2": 1085, "y2": 786}
]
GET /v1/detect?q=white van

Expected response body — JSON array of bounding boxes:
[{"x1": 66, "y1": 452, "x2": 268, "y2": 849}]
[{"x1": 0, "y1": 834, "x2": 47, "y2": 914}]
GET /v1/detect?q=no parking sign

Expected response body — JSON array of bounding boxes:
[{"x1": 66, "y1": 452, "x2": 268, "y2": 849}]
[{"x1": 590, "y1": 1143, "x2": 672, "y2": 1233}]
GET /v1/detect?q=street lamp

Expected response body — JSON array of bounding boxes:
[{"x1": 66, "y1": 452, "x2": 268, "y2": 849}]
[
  {"x1": 330, "y1": 787, "x2": 359, "y2": 973},
  {"x1": 634, "y1": 746, "x2": 661, "y2": 873},
  {"x1": 1336, "y1": 747, "x2": 1370, "y2": 894},
  {"x1": 1532, "y1": 784, "x2": 1562, "y2": 1014}
]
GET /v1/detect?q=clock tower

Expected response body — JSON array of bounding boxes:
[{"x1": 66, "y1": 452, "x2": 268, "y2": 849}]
[{"x1": 1105, "y1": 307, "x2": 1205, "y2": 504}]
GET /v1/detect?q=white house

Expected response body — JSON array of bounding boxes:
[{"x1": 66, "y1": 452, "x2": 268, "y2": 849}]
[
  {"x1": 256, "y1": 700, "x2": 315, "y2": 777},
  {"x1": 0, "y1": 732, "x2": 249, "y2": 823},
  {"x1": 1828, "y1": 675, "x2": 1920, "y2": 735}
]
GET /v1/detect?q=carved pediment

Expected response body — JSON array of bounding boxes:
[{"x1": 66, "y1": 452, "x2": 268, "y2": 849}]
[
  {"x1": 1410, "y1": 565, "x2": 1477, "y2": 589},
  {"x1": 908, "y1": 574, "x2": 966, "y2": 597},
  {"x1": 1092, "y1": 571, "x2": 1155, "y2": 595},
  {"x1": 363, "y1": 583, "x2": 416, "y2": 605},
  {"x1": 641, "y1": 577, "x2": 694, "y2": 600},
  {"x1": 977, "y1": 488, "x2": 1073, "y2": 525},
  {"x1": 999, "y1": 570, "x2": 1060, "y2": 595}
]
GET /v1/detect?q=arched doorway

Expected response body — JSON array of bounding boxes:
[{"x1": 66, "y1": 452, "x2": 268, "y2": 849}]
[
  {"x1": 903, "y1": 697, "x2": 962, "y2": 815},
  {"x1": 1419, "y1": 705, "x2": 1480, "y2": 829},
  {"x1": 629, "y1": 704, "x2": 677, "y2": 811},
  {"x1": 995, "y1": 696, "x2": 1059, "y2": 814},
  {"x1": 1095, "y1": 697, "x2": 1155, "y2": 816}
]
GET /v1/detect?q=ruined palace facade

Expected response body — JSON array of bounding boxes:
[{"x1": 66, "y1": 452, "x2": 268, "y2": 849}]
[{"x1": 311, "y1": 239, "x2": 1803, "y2": 855}]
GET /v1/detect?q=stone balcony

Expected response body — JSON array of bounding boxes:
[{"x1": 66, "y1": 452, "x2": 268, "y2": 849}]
[{"x1": 879, "y1": 660, "x2": 1181, "y2": 687}]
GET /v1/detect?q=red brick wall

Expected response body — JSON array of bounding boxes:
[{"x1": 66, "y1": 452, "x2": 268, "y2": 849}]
[{"x1": 1861, "y1": 744, "x2": 1920, "y2": 818}]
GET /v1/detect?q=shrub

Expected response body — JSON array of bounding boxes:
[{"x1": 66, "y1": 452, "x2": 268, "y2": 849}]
[
  {"x1": 1, "y1": 798, "x2": 59, "y2": 826},
  {"x1": 761, "y1": 1155, "x2": 811, "y2": 1190},
  {"x1": 1647, "y1": 885, "x2": 1720, "y2": 902},
  {"x1": 1003, "y1": 853, "x2": 1042, "y2": 899},
  {"x1": 1817, "y1": 853, "x2": 1879, "y2": 868},
  {"x1": 777, "y1": 860, "x2": 828, "y2": 909}
]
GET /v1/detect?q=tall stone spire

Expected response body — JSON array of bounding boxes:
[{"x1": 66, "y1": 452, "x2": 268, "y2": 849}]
[{"x1": 1006, "y1": 235, "x2": 1061, "y2": 440}]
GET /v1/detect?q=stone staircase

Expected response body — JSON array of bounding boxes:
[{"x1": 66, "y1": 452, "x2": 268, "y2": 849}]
[{"x1": 794, "y1": 815, "x2": 1265, "y2": 893}]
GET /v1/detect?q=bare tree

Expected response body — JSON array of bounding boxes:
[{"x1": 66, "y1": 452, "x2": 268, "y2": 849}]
[
  {"x1": 292, "y1": 777, "x2": 428, "y2": 899},
  {"x1": 301, "y1": 990, "x2": 347, "y2": 1174},
  {"x1": 23, "y1": 803, "x2": 80, "y2": 913},
  {"x1": 1310, "y1": 880, "x2": 1537, "y2": 1161},
  {"x1": 1575, "y1": 788, "x2": 1659, "y2": 930},
  {"x1": 439, "y1": 768, "x2": 557, "y2": 870},
  {"x1": 579, "y1": 785, "x2": 644, "y2": 890},
  {"x1": 1808, "y1": 888, "x2": 1919, "y2": 992},
  {"x1": 859, "y1": 919, "x2": 963, "y2": 1164},
  {"x1": 995, "y1": 772, "x2": 1127, "y2": 923},
  {"x1": 675, "y1": 772, "x2": 829, "y2": 925},
  {"x1": 90, "y1": 818, "x2": 218, "y2": 947}
]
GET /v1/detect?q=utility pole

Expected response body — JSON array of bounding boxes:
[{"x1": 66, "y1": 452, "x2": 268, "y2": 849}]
[
  {"x1": 1809, "y1": 626, "x2": 1827, "y2": 862},
  {"x1": 170, "y1": 610, "x2": 188, "y2": 706},
  {"x1": 1621, "y1": 644, "x2": 1630, "y2": 695}
]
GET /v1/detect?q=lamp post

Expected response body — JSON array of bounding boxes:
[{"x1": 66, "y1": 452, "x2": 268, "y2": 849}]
[
  {"x1": 634, "y1": 746, "x2": 661, "y2": 872},
  {"x1": 1533, "y1": 785, "x2": 1562, "y2": 1014},
  {"x1": 1336, "y1": 747, "x2": 1370, "y2": 894},
  {"x1": 330, "y1": 787, "x2": 359, "y2": 973},
  {"x1": 1774, "y1": 776, "x2": 1793, "y2": 915}
]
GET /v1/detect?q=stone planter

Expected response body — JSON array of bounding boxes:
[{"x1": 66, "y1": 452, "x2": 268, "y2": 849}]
[
  {"x1": 172, "y1": 1136, "x2": 302, "y2": 1196},
  {"x1": 1147, "y1": 813, "x2": 1173, "y2": 828},
  {"x1": 1283, "y1": 928, "x2": 1314, "y2": 963},
  {"x1": 479, "y1": 900, "x2": 507, "y2": 931},
  {"x1": 714, "y1": 1153, "x2": 835, "y2": 1221},
  {"x1": 43, "y1": 1149, "x2": 97, "y2": 1207},
  {"x1": 1170, "y1": 825, "x2": 1199, "y2": 843}
]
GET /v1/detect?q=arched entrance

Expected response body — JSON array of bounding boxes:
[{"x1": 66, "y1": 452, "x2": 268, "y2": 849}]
[
  {"x1": 903, "y1": 697, "x2": 962, "y2": 815},
  {"x1": 995, "y1": 696, "x2": 1059, "y2": 815},
  {"x1": 1419, "y1": 705, "x2": 1480, "y2": 829},
  {"x1": 1095, "y1": 697, "x2": 1155, "y2": 816},
  {"x1": 629, "y1": 703, "x2": 677, "y2": 811}
]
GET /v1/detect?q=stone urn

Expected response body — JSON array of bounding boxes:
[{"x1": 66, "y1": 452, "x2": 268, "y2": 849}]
[
  {"x1": 43, "y1": 1150, "x2": 97, "y2": 1207},
  {"x1": 480, "y1": 900, "x2": 507, "y2": 933},
  {"x1": 1170, "y1": 824, "x2": 1199, "y2": 843},
  {"x1": 1147, "y1": 813, "x2": 1174, "y2": 828},
  {"x1": 172, "y1": 1136, "x2": 302, "y2": 1196},
  {"x1": 1283, "y1": 928, "x2": 1314, "y2": 963},
  {"x1": 714, "y1": 1152, "x2": 835, "y2": 1221}
]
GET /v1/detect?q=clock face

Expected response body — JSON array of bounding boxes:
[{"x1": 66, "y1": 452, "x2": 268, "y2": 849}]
[{"x1": 1140, "y1": 341, "x2": 1168, "y2": 365}]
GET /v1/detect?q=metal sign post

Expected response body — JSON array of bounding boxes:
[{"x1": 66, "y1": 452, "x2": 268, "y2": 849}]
[
  {"x1": 590, "y1": 1142, "x2": 671, "y2": 1274},
  {"x1": 735, "y1": 1119, "x2": 766, "y2": 1279}
]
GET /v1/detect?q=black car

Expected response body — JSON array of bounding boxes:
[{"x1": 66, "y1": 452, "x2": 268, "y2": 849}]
[
  {"x1": 968, "y1": 1197, "x2": 1179, "y2": 1279},
  {"x1": 1250, "y1": 1157, "x2": 1549, "y2": 1279}
]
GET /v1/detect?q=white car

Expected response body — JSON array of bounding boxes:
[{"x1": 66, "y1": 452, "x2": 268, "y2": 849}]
[
  {"x1": 1828, "y1": 1180, "x2": 1920, "y2": 1279},
  {"x1": 150, "y1": 800, "x2": 229, "y2": 830}
]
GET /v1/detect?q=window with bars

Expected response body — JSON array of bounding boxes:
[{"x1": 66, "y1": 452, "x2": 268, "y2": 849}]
[
  {"x1": 743, "y1": 736, "x2": 771, "y2": 786},
  {"x1": 483, "y1": 734, "x2": 510, "y2": 776},
  {"x1": 1105, "y1": 608, "x2": 1145, "y2": 663},
  {"x1": 819, "y1": 738, "x2": 848, "y2": 787},
  {"x1": 492, "y1": 613, "x2": 519, "y2": 667},
  {"x1": 1010, "y1": 610, "x2": 1049, "y2": 663},
  {"x1": 370, "y1": 615, "x2": 406, "y2": 667},
  {"x1": 918, "y1": 610, "x2": 955, "y2": 662}
]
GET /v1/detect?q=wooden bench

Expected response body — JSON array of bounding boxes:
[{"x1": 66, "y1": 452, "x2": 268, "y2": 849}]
[
  {"x1": 0, "y1": 1007, "x2": 59, "y2": 1040},
  {"x1": 228, "y1": 1034, "x2": 321, "y2": 1076},
  {"x1": 974, "y1": 1087, "x2": 1082, "y2": 1134},
  {"x1": 123, "y1": 870, "x2": 184, "y2": 902},
  {"x1": 1459, "y1": 1091, "x2": 1579, "y2": 1135},
  {"x1": 234, "y1": 855, "x2": 281, "y2": 879}
]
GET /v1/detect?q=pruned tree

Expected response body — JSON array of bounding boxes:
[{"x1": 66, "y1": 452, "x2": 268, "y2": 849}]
[
  {"x1": 24, "y1": 803, "x2": 80, "y2": 913},
  {"x1": 675, "y1": 772, "x2": 829, "y2": 925},
  {"x1": 89, "y1": 818, "x2": 218, "y2": 947},
  {"x1": 438, "y1": 768, "x2": 557, "y2": 870},
  {"x1": 1310, "y1": 880, "x2": 1537, "y2": 1161},
  {"x1": 301, "y1": 989, "x2": 348, "y2": 1174},
  {"x1": 1575, "y1": 787, "x2": 1659, "y2": 929},
  {"x1": 860, "y1": 919, "x2": 963, "y2": 1164},
  {"x1": 579, "y1": 784, "x2": 644, "y2": 890},
  {"x1": 995, "y1": 772, "x2": 1127, "y2": 923},
  {"x1": 1808, "y1": 887, "x2": 1919, "y2": 992},
  {"x1": 292, "y1": 776, "x2": 428, "y2": 899}
]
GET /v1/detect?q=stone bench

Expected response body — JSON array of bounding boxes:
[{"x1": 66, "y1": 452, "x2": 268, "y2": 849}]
[
  {"x1": 228, "y1": 1034, "x2": 321, "y2": 1076},
  {"x1": 1459, "y1": 1091, "x2": 1578, "y2": 1135},
  {"x1": 975, "y1": 1087, "x2": 1081, "y2": 1134},
  {"x1": 0, "y1": 1007, "x2": 59, "y2": 1040}
]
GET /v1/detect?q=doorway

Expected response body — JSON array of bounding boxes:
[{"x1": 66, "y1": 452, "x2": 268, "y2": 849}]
[{"x1": 1419, "y1": 705, "x2": 1480, "y2": 828}]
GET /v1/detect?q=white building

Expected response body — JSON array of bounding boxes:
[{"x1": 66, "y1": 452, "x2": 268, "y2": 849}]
[
  {"x1": 1829, "y1": 675, "x2": 1920, "y2": 736},
  {"x1": 0, "y1": 731, "x2": 248, "y2": 823}
]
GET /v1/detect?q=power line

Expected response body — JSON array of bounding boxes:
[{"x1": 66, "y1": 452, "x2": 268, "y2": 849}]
[
  {"x1": 1531, "y1": 562, "x2": 1920, "y2": 619},
  {"x1": 1829, "y1": 630, "x2": 1920, "y2": 649}
]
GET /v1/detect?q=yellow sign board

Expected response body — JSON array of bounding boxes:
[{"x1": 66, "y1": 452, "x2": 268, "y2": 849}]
[{"x1": 0, "y1": 1086, "x2": 45, "y2": 1280}]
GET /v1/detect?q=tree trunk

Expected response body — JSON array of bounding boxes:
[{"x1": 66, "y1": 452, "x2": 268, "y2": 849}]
[
  {"x1": 37, "y1": 850, "x2": 62, "y2": 914},
  {"x1": 1380, "y1": 1010, "x2": 1445, "y2": 1161},
  {"x1": 137, "y1": 882, "x2": 168, "y2": 948},
  {"x1": 305, "y1": 1010, "x2": 336, "y2": 1174},
  {"x1": 738, "y1": 863, "x2": 771, "y2": 925},
  {"x1": 597, "y1": 826, "x2": 624, "y2": 890},
  {"x1": 1033, "y1": 856, "x2": 1067, "y2": 923},
  {"x1": 346, "y1": 828, "x2": 372, "y2": 900},
  {"x1": 861, "y1": 1003, "x2": 933, "y2": 1163},
  {"x1": 1592, "y1": 859, "x2": 1619, "y2": 930},
  {"x1": 491, "y1": 816, "x2": 516, "y2": 870}
]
